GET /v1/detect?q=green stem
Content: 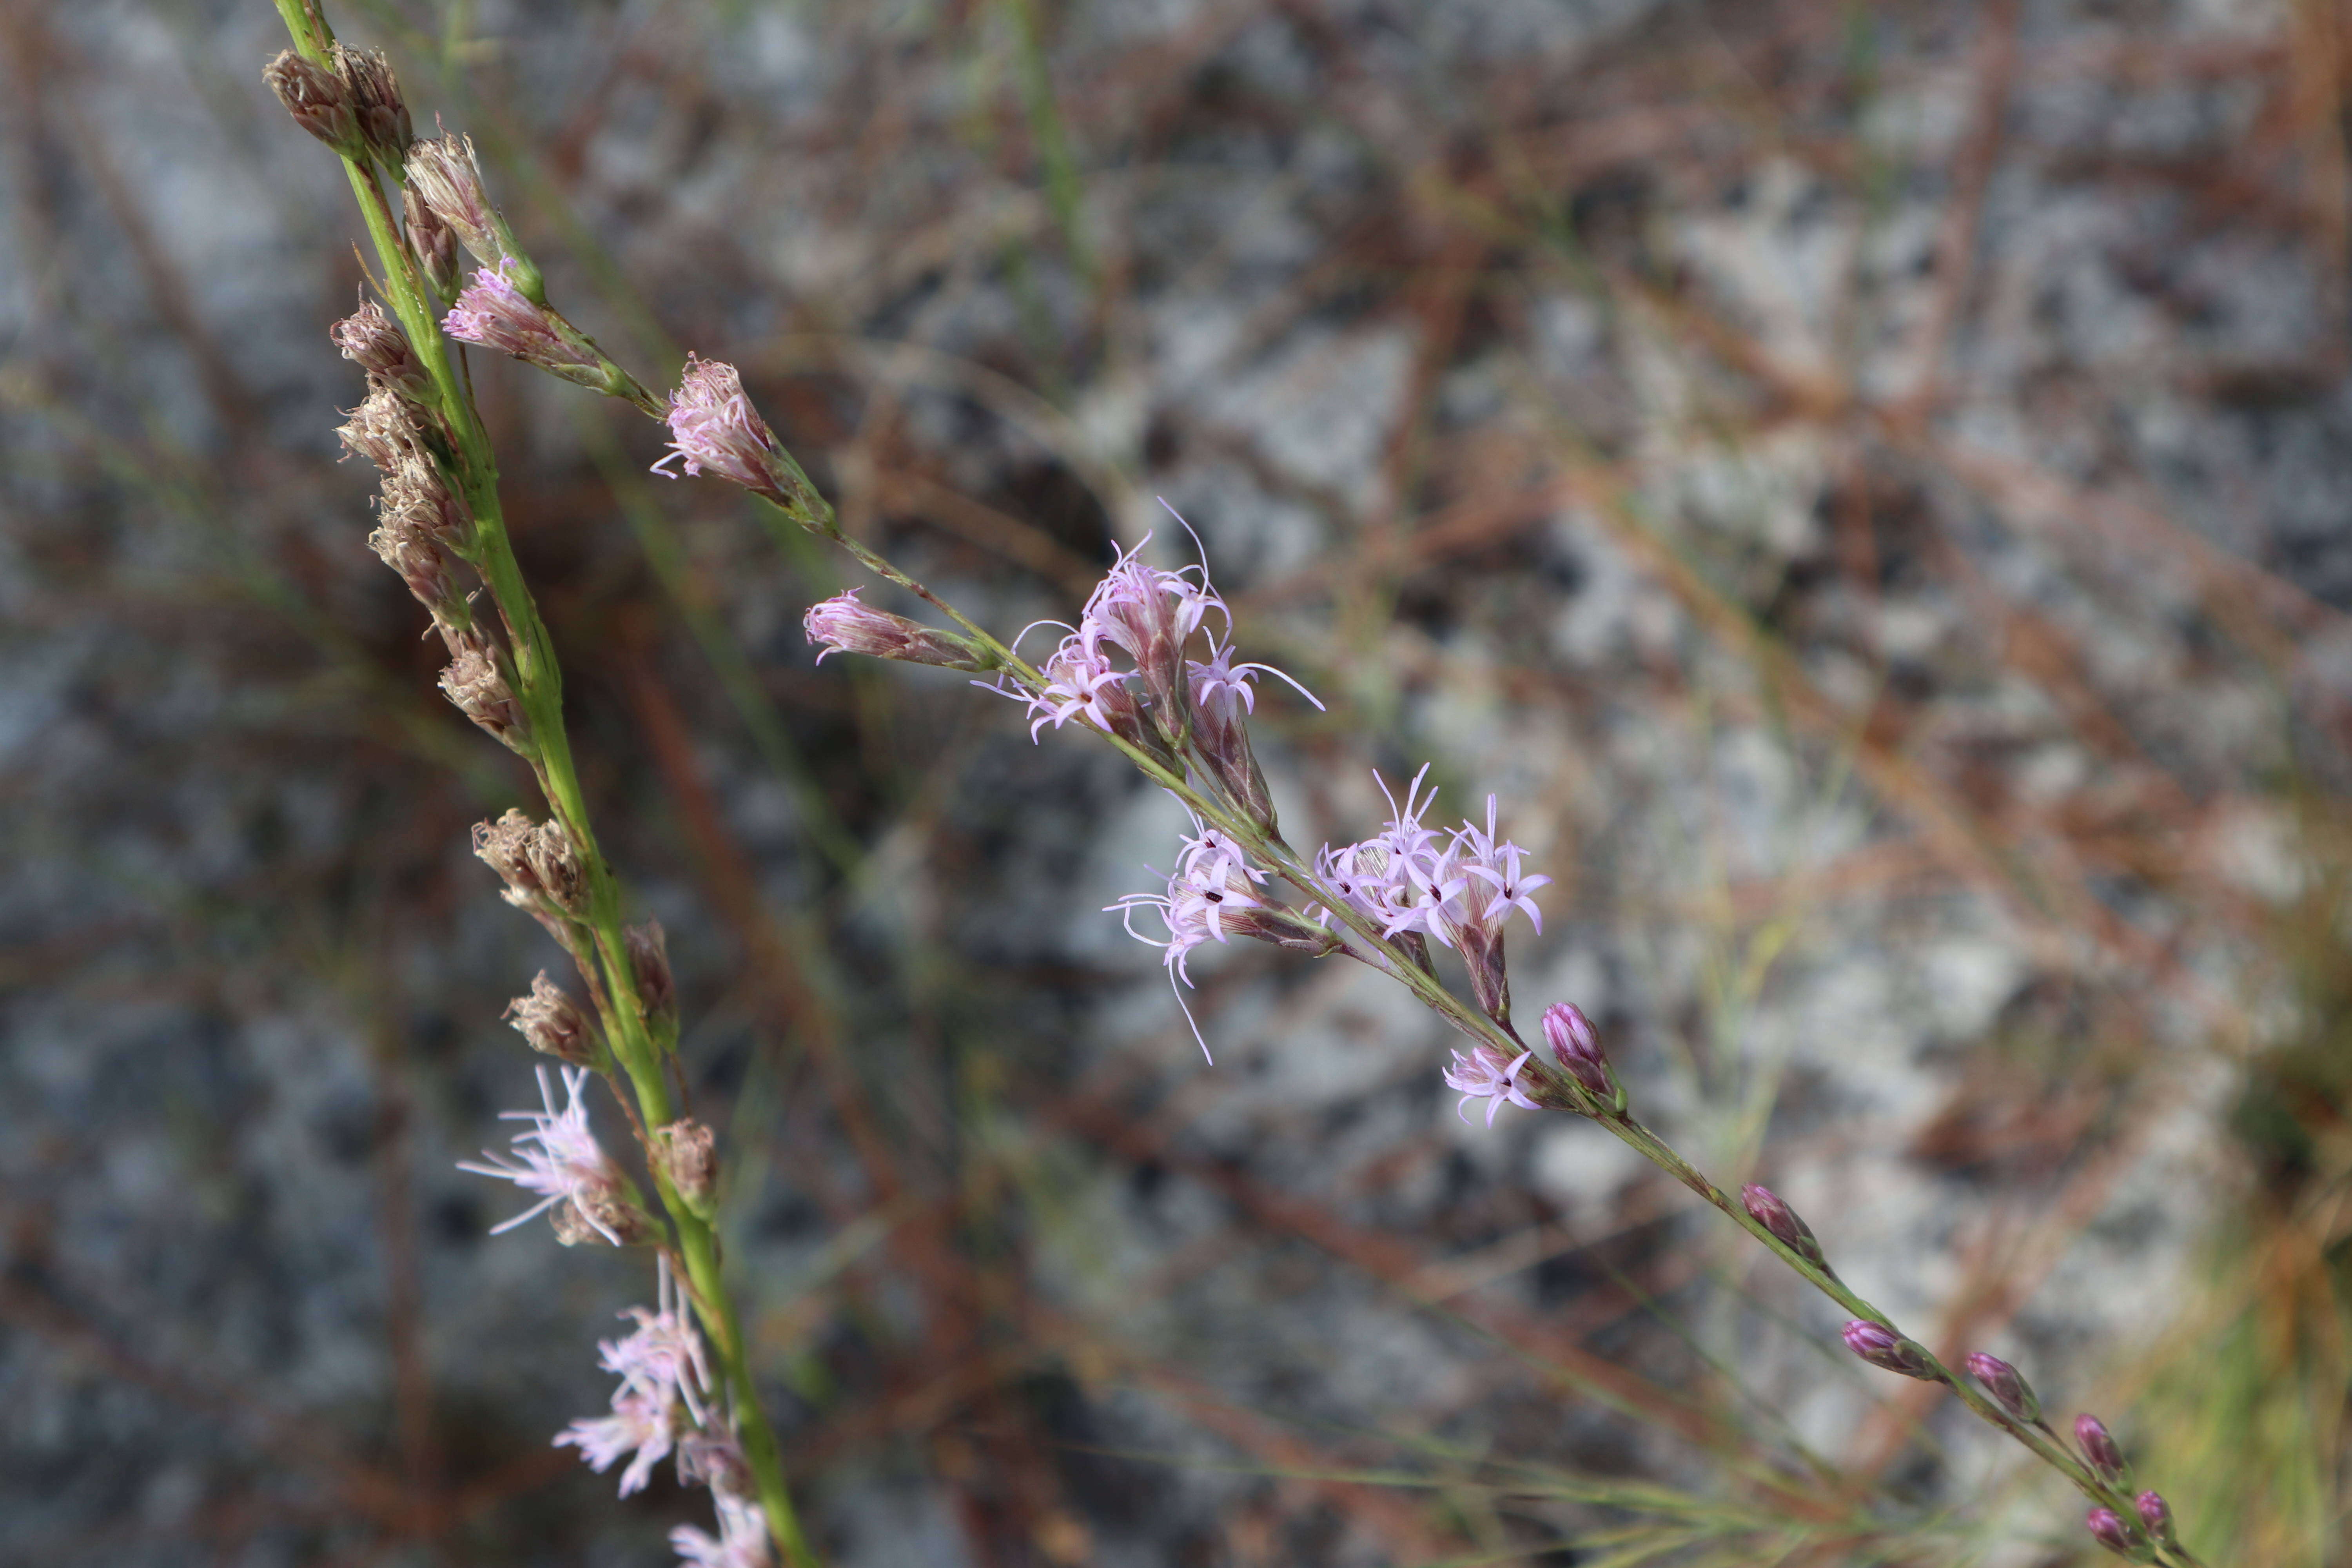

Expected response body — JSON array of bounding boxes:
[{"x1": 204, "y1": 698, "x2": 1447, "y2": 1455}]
[{"x1": 273, "y1": 5, "x2": 815, "y2": 1561}]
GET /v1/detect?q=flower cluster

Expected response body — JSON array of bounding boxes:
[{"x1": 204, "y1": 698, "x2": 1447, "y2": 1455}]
[
  {"x1": 1442, "y1": 1043, "x2": 1538, "y2": 1126},
  {"x1": 1309, "y1": 768, "x2": 1549, "y2": 955},
  {"x1": 557, "y1": 1257, "x2": 717, "y2": 1494},
  {"x1": 456, "y1": 1064, "x2": 645, "y2": 1246}
]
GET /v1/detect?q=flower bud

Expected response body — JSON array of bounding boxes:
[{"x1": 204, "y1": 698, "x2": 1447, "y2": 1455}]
[
  {"x1": 2075, "y1": 1414, "x2": 2131, "y2": 1489},
  {"x1": 1740, "y1": 1183, "x2": 1828, "y2": 1271},
  {"x1": 331, "y1": 300, "x2": 431, "y2": 402},
  {"x1": 2085, "y1": 1507, "x2": 2142, "y2": 1559},
  {"x1": 332, "y1": 44, "x2": 411, "y2": 163},
  {"x1": 264, "y1": 50, "x2": 360, "y2": 154},
  {"x1": 402, "y1": 185, "x2": 461, "y2": 301},
  {"x1": 1541, "y1": 1001, "x2": 1623, "y2": 1111},
  {"x1": 1963, "y1": 1352, "x2": 2041, "y2": 1424},
  {"x1": 626, "y1": 920, "x2": 674, "y2": 1018},
  {"x1": 2134, "y1": 1491, "x2": 2172, "y2": 1542},
  {"x1": 1841, "y1": 1320, "x2": 1937, "y2": 1381},
  {"x1": 505, "y1": 971, "x2": 593, "y2": 1065},
  {"x1": 654, "y1": 1118, "x2": 718, "y2": 1217},
  {"x1": 803, "y1": 589, "x2": 991, "y2": 670}
]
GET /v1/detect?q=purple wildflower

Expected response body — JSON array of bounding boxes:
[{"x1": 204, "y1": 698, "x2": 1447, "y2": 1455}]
[
  {"x1": 671, "y1": 1492, "x2": 775, "y2": 1568},
  {"x1": 2076, "y1": 1414, "x2": 2131, "y2": 1486},
  {"x1": 803, "y1": 589, "x2": 980, "y2": 669},
  {"x1": 1740, "y1": 1182, "x2": 1827, "y2": 1270},
  {"x1": 1310, "y1": 769, "x2": 1544, "y2": 954},
  {"x1": 654, "y1": 354, "x2": 784, "y2": 494},
  {"x1": 1441, "y1": 1044, "x2": 1539, "y2": 1127},
  {"x1": 456, "y1": 1064, "x2": 633, "y2": 1243},
  {"x1": 443, "y1": 260, "x2": 601, "y2": 377},
  {"x1": 1964, "y1": 1352, "x2": 2041, "y2": 1423}
]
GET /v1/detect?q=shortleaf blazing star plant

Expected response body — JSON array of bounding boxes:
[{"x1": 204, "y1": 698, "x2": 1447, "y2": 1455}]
[{"x1": 264, "y1": 6, "x2": 2208, "y2": 1564}]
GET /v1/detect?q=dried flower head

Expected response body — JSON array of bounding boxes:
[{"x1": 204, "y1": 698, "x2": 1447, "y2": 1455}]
[
  {"x1": 1964, "y1": 1352, "x2": 2041, "y2": 1424},
  {"x1": 403, "y1": 134, "x2": 536, "y2": 293},
  {"x1": 506, "y1": 971, "x2": 593, "y2": 1065},
  {"x1": 331, "y1": 44, "x2": 411, "y2": 162},
  {"x1": 336, "y1": 378, "x2": 432, "y2": 474},
  {"x1": 474, "y1": 809, "x2": 585, "y2": 910},
  {"x1": 654, "y1": 1118, "x2": 719, "y2": 1216},
  {"x1": 331, "y1": 300, "x2": 431, "y2": 401},
  {"x1": 803, "y1": 590, "x2": 988, "y2": 670},
  {"x1": 671, "y1": 1492, "x2": 775, "y2": 1568},
  {"x1": 1441, "y1": 1043, "x2": 1539, "y2": 1127},
  {"x1": 1841, "y1": 1320, "x2": 1937, "y2": 1380},
  {"x1": 367, "y1": 510, "x2": 459, "y2": 617},
  {"x1": 402, "y1": 185, "x2": 461, "y2": 301},
  {"x1": 264, "y1": 49, "x2": 360, "y2": 154},
  {"x1": 457, "y1": 1064, "x2": 641, "y2": 1245},
  {"x1": 628, "y1": 920, "x2": 675, "y2": 1018},
  {"x1": 439, "y1": 628, "x2": 528, "y2": 751},
  {"x1": 1740, "y1": 1183, "x2": 1828, "y2": 1271}
]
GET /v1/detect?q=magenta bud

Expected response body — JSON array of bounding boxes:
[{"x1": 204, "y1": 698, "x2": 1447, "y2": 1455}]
[
  {"x1": 2075, "y1": 1414, "x2": 2131, "y2": 1488},
  {"x1": 2085, "y1": 1507, "x2": 2139, "y2": 1557},
  {"x1": 1842, "y1": 1320, "x2": 1937, "y2": 1381},
  {"x1": 1541, "y1": 1001, "x2": 1621, "y2": 1109},
  {"x1": 2134, "y1": 1491, "x2": 2172, "y2": 1540},
  {"x1": 1964, "y1": 1352, "x2": 2041, "y2": 1424},
  {"x1": 1740, "y1": 1183, "x2": 1827, "y2": 1270},
  {"x1": 803, "y1": 589, "x2": 990, "y2": 671}
]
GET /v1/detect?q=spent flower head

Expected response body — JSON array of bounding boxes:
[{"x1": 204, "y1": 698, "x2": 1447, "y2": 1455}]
[{"x1": 264, "y1": 49, "x2": 360, "y2": 154}]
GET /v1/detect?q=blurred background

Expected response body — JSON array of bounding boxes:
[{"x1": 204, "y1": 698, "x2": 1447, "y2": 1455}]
[{"x1": 4, "y1": 0, "x2": 2349, "y2": 1563}]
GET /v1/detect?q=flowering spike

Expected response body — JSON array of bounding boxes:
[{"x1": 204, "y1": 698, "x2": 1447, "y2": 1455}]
[
  {"x1": 1963, "y1": 1352, "x2": 2041, "y2": 1424},
  {"x1": 803, "y1": 590, "x2": 991, "y2": 670},
  {"x1": 1841, "y1": 1320, "x2": 1937, "y2": 1381},
  {"x1": 2075, "y1": 1414, "x2": 2132, "y2": 1488},
  {"x1": 1741, "y1": 1183, "x2": 1828, "y2": 1270}
]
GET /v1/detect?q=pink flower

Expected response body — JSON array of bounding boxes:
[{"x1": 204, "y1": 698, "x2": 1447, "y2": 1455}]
[
  {"x1": 557, "y1": 1388, "x2": 676, "y2": 1495},
  {"x1": 1455, "y1": 796, "x2": 1551, "y2": 935},
  {"x1": 671, "y1": 1492, "x2": 775, "y2": 1568},
  {"x1": 1441, "y1": 1044, "x2": 1538, "y2": 1127},
  {"x1": 443, "y1": 260, "x2": 597, "y2": 372},
  {"x1": 456, "y1": 1065, "x2": 631, "y2": 1242},
  {"x1": 653, "y1": 354, "x2": 783, "y2": 493},
  {"x1": 1107, "y1": 820, "x2": 1270, "y2": 989},
  {"x1": 555, "y1": 1257, "x2": 717, "y2": 1496},
  {"x1": 1309, "y1": 771, "x2": 1547, "y2": 951}
]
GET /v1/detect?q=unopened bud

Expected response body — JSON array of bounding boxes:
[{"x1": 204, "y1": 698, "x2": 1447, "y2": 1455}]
[
  {"x1": 626, "y1": 920, "x2": 674, "y2": 1018},
  {"x1": 440, "y1": 630, "x2": 528, "y2": 752},
  {"x1": 653, "y1": 1118, "x2": 718, "y2": 1216},
  {"x1": 803, "y1": 589, "x2": 991, "y2": 670},
  {"x1": 1963, "y1": 1352, "x2": 2041, "y2": 1424},
  {"x1": 332, "y1": 44, "x2": 411, "y2": 163},
  {"x1": 264, "y1": 50, "x2": 360, "y2": 154},
  {"x1": 505, "y1": 971, "x2": 592, "y2": 1065},
  {"x1": 2085, "y1": 1507, "x2": 2142, "y2": 1559},
  {"x1": 332, "y1": 301, "x2": 431, "y2": 401},
  {"x1": 1842, "y1": 1320, "x2": 1937, "y2": 1381},
  {"x1": 402, "y1": 186, "x2": 461, "y2": 301},
  {"x1": 2075, "y1": 1415, "x2": 2131, "y2": 1489},
  {"x1": 1741, "y1": 1183, "x2": 1828, "y2": 1270},
  {"x1": 1541, "y1": 1001, "x2": 1622, "y2": 1111},
  {"x1": 2134, "y1": 1491, "x2": 2172, "y2": 1542}
]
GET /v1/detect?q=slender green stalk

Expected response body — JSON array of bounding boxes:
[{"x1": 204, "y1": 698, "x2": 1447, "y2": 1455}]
[{"x1": 269, "y1": 5, "x2": 814, "y2": 1561}]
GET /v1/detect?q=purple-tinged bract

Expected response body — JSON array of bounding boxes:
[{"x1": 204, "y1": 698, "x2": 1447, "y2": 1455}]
[
  {"x1": 2085, "y1": 1507, "x2": 2139, "y2": 1558},
  {"x1": 1841, "y1": 1320, "x2": 1937, "y2": 1380},
  {"x1": 1964, "y1": 1352, "x2": 2040, "y2": 1423}
]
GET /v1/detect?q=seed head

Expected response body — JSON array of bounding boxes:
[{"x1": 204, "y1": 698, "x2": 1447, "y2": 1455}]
[
  {"x1": 439, "y1": 628, "x2": 528, "y2": 752},
  {"x1": 1963, "y1": 1352, "x2": 2041, "y2": 1424},
  {"x1": 337, "y1": 379, "x2": 432, "y2": 474},
  {"x1": 264, "y1": 50, "x2": 360, "y2": 154},
  {"x1": 474, "y1": 810, "x2": 585, "y2": 909},
  {"x1": 653, "y1": 1118, "x2": 719, "y2": 1217},
  {"x1": 332, "y1": 301, "x2": 431, "y2": 401},
  {"x1": 1841, "y1": 1320, "x2": 1937, "y2": 1381},
  {"x1": 1741, "y1": 1183, "x2": 1828, "y2": 1270}
]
